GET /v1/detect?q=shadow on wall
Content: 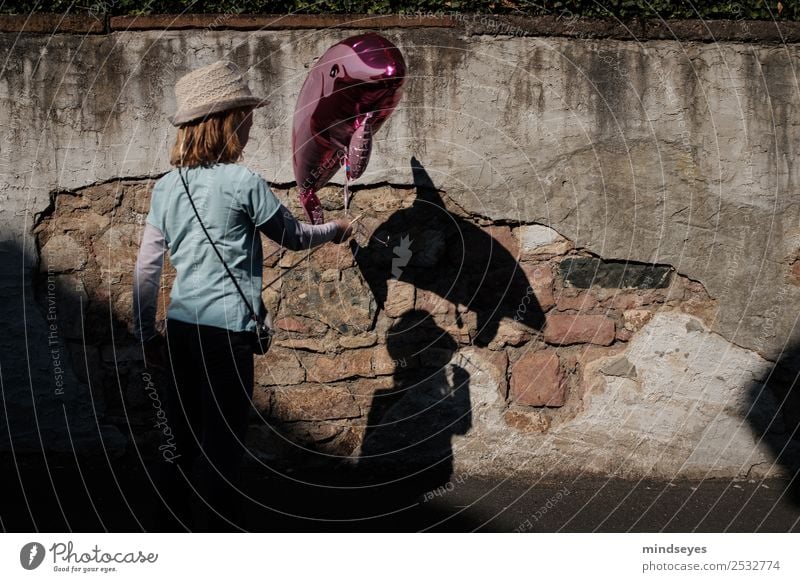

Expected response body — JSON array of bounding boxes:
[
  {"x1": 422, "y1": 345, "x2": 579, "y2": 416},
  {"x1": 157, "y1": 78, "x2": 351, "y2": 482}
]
[
  {"x1": 747, "y1": 343, "x2": 800, "y2": 502},
  {"x1": 240, "y1": 158, "x2": 547, "y2": 528},
  {"x1": 344, "y1": 156, "x2": 545, "y2": 497},
  {"x1": 241, "y1": 310, "x2": 479, "y2": 530},
  {"x1": 0, "y1": 235, "x2": 138, "y2": 446},
  {"x1": 4, "y1": 164, "x2": 537, "y2": 530},
  {"x1": 358, "y1": 309, "x2": 472, "y2": 499},
  {"x1": 352, "y1": 156, "x2": 545, "y2": 345},
  {"x1": 0, "y1": 236, "x2": 144, "y2": 531},
  {"x1": 240, "y1": 156, "x2": 543, "y2": 524}
]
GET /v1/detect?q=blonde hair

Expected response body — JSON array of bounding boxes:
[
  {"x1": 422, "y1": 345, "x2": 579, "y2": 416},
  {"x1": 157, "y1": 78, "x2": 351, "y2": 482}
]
[{"x1": 169, "y1": 106, "x2": 250, "y2": 167}]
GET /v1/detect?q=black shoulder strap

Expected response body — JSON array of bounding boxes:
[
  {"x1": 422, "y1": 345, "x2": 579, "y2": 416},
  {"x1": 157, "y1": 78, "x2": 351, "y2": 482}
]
[{"x1": 178, "y1": 167, "x2": 261, "y2": 324}]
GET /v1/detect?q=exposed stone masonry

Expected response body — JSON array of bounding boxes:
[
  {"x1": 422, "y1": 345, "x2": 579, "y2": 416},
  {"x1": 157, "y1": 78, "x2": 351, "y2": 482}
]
[{"x1": 33, "y1": 178, "x2": 713, "y2": 468}]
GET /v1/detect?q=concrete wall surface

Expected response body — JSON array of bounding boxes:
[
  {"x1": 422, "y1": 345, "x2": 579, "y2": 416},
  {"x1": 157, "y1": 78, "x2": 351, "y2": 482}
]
[{"x1": 1, "y1": 16, "x2": 799, "y2": 479}]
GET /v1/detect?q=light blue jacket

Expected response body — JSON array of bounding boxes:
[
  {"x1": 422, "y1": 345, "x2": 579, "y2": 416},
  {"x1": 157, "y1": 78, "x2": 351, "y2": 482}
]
[{"x1": 139, "y1": 163, "x2": 280, "y2": 336}]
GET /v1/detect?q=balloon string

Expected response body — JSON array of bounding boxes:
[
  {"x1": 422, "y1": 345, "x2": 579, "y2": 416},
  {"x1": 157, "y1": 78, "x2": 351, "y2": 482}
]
[
  {"x1": 340, "y1": 152, "x2": 387, "y2": 247},
  {"x1": 262, "y1": 244, "x2": 325, "y2": 289},
  {"x1": 343, "y1": 153, "x2": 351, "y2": 216}
]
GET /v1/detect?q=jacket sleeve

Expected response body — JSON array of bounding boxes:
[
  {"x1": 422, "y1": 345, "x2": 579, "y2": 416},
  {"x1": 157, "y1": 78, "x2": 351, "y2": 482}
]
[
  {"x1": 258, "y1": 204, "x2": 341, "y2": 251},
  {"x1": 133, "y1": 222, "x2": 166, "y2": 341}
]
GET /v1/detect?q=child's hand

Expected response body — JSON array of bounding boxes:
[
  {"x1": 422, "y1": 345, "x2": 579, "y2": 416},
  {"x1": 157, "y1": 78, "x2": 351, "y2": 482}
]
[{"x1": 332, "y1": 217, "x2": 358, "y2": 244}]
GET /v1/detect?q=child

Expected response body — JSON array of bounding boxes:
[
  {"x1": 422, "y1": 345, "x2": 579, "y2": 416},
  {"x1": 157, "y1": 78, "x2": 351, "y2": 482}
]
[{"x1": 133, "y1": 60, "x2": 352, "y2": 531}]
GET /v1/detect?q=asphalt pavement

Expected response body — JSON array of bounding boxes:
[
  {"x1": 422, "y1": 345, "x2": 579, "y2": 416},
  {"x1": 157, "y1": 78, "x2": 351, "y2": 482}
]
[{"x1": 2, "y1": 453, "x2": 797, "y2": 532}]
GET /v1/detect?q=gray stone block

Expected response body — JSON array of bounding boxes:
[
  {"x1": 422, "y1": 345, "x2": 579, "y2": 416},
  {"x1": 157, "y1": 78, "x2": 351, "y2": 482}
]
[{"x1": 559, "y1": 257, "x2": 672, "y2": 289}]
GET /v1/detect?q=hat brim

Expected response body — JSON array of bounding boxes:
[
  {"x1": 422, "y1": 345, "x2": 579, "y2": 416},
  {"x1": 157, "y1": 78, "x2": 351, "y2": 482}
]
[{"x1": 169, "y1": 96, "x2": 269, "y2": 126}]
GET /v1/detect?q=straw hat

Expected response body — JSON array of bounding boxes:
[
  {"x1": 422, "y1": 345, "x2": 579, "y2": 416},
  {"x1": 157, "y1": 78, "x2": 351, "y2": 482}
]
[{"x1": 169, "y1": 60, "x2": 268, "y2": 126}]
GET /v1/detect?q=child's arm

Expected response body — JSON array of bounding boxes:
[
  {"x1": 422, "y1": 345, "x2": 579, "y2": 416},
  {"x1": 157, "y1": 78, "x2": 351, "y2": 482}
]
[
  {"x1": 257, "y1": 205, "x2": 353, "y2": 250},
  {"x1": 133, "y1": 223, "x2": 166, "y2": 342}
]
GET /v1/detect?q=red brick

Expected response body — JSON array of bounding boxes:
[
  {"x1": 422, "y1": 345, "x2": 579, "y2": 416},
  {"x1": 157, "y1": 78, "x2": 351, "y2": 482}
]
[
  {"x1": 272, "y1": 385, "x2": 360, "y2": 421},
  {"x1": 544, "y1": 313, "x2": 615, "y2": 346},
  {"x1": 615, "y1": 328, "x2": 634, "y2": 342},
  {"x1": 521, "y1": 263, "x2": 555, "y2": 311},
  {"x1": 275, "y1": 316, "x2": 309, "y2": 333},
  {"x1": 486, "y1": 225, "x2": 521, "y2": 261},
  {"x1": 686, "y1": 281, "x2": 708, "y2": 295},
  {"x1": 338, "y1": 333, "x2": 378, "y2": 349},
  {"x1": 554, "y1": 289, "x2": 599, "y2": 312},
  {"x1": 788, "y1": 260, "x2": 800, "y2": 286},
  {"x1": 306, "y1": 349, "x2": 374, "y2": 383},
  {"x1": 415, "y1": 289, "x2": 453, "y2": 315},
  {"x1": 384, "y1": 279, "x2": 415, "y2": 317},
  {"x1": 510, "y1": 349, "x2": 566, "y2": 407},
  {"x1": 604, "y1": 289, "x2": 664, "y2": 310},
  {"x1": 430, "y1": 308, "x2": 477, "y2": 345},
  {"x1": 491, "y1": 320, "x2": 532, "y2": 348},
  {"x1": 254, "y1": 348, "x2": 305, "y2": 386},
  {"x1": 308, "y1": 240, "x2": 355, "y2": 270}
]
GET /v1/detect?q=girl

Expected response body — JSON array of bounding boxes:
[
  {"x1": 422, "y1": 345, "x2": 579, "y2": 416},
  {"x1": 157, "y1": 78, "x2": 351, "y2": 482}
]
[{"x1": 133, "y1": 60, "x2": 352, "y2": 531}]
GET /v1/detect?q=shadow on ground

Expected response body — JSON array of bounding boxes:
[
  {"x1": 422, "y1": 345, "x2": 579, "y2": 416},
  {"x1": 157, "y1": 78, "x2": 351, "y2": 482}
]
[
  {"x1": 3, "y1": 451, "x2": 800, "y2": 532},
  {"x1": 746, "y1": 341, "x2": 800, "y2": 504}
]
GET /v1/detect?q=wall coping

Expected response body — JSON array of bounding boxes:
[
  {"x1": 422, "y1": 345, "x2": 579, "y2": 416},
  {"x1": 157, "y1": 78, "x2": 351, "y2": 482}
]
[
  {"x1": 0, "y1": 13, "x2": 105, "y2": 34},
  {"x1": 0, "y1": 12, "x2": 799, "y2": 43}
]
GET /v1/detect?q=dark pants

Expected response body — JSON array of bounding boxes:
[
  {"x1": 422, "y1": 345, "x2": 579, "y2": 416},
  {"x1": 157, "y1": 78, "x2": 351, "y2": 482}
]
[{"x1": 154, "y1": 318, "x2": 254, "y2": 532}]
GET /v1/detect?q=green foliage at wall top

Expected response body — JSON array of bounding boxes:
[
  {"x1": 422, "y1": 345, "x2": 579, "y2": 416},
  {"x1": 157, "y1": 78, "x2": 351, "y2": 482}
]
[{"x1": 1, "y1": 0, "x2": 796, "y2": 21}]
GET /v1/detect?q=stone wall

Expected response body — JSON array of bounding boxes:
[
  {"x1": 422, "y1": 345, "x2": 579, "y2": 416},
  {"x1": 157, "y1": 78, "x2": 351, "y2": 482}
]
[{"x1": 3, "y1": 15, "x2": 800, "y2": 479}]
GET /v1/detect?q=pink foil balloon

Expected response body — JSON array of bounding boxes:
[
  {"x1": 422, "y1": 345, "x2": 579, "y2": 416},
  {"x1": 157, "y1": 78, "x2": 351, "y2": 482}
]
[{"x1": 292, "y1": 33, "x2": 407, "y2": 223}]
